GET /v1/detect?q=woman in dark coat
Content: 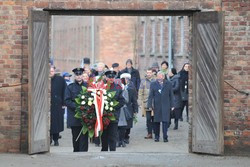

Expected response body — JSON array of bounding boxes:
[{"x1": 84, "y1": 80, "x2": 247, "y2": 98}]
[
  {"x1": 178, "y1": 63, "x2": 190, "y2": 122},
  {"x1": 168, "y1": 68, "x2": 182, "y2": 130},
  {"x1": 50, "y1": 66, "x2": 67, "y2": 146},
  {"x1": 147, "y1": 71, "x2": 174, "y2": 142},
  {"x1": 118, "y1": 73, "x2": 138, "y2": 146}
]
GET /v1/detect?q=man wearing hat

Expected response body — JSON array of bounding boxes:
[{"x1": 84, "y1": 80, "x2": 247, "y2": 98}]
[
  {"x1": 112, "y1": 63, "x2": 121, "y2": 79},
  {"x1": 101, "y1": 70, "x2": 125, "y2": 151},
  {"x1": 64, "y1": 67, "x2": 89, "y2": 152},
  {"x1": 82, "y1": 57, "x2": 96, "y2": 78},
  {"x1": 62, "y1": 72, "x2": 72, "y2": 85}
]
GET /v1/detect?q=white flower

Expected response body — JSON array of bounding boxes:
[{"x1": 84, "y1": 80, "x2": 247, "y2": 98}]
[
  {"x1": 103, "y1": 96, "x2": 107, "y2": 100},
  {"x1": 81, "y1": 95, "x2": 85, "y2": 99},
  {"x1": 105, "y1": 106, "x2": 109, "y2": 110},
  {"x1": 110, "y1": 107, "x2": 113, "y2": 111},
  {"x1": 104, "y1": 100, "x2": 108, "y2": 104},
  {"x1": 110, "y1": 102, "x2": 114, "y2": 106},
  {"x1": 81, "y1": 101, "x2": 86, "y2": 105},
  {"x1": 108, "y1": 93, "x2": 112, "y2": 98},
  {"x1": 88, "y1": 101, "x2": 93, "y2": 106},
  {"x1": 88, "y1": 97, "x2": 93, "y2": 101},
  {"x1": 91, "y1": 93, "x2": 95, "y2": 96},
  {"x1": 103, "y1": 90, "x2": 107, "y2": 95}
]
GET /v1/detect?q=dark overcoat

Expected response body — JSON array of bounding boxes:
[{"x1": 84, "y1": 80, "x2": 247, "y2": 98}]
[
  {"x1": 147, "y1": 80, "x2": 174, "y2": 123},
  {"x1": 124, "y1": 82, "x2": 138, "y2": 128},
  {"x1": 64, "y1": 81, "x2": 87, "y2": 127},
  {"x1": 50, "y1": 75, "x2": 66, "y2": 134},
  {"x1": 121, "y1": 67, "x2": 141, "y2": 92},
  {"x1": 169, "y1": 74, "x2": 182, "y2": 109},
  {"x1": 169, "y1": 74, "x2": 182, "y2": 119},
  {"x1": 107, "y1": 83, "x2": 125, "y2": 123}
]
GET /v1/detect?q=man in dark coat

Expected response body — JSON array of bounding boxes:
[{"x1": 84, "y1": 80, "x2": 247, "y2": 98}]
[
  {"x1": 50, "y1": 66, "x2": 67, "y2": 146},
  {"x1": 148, "y1": 71, "x2": 174, "y2": 142},
  {"x1": 169, "y1": 68, "x2": 182, "y2": 130},
  {"x1": 101, "y1": 70, "x2": 125, "y2": 151},
  {"x1": 121, "y1": 59, "x2": 141, "y2": 94},
  {"x1": 64, "y1": 68, "x2": 89, "y2": 152},
  {"x1": 112, "y1": 63, "x2": 122, "y2": 79}
]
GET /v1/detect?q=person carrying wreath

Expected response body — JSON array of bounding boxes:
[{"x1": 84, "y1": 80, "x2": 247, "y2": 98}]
[
  {"x1": 101, "y1": 70, "x2": 125, "y2": 151},
  {"x1": 64, "y1": 68, "x2": 89, "y2": 152}
]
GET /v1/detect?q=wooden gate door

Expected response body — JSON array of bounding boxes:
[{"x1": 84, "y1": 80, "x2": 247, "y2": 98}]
[
  {"x1": 192, "y1": 11, "x2": 224, "y2": 155},
  {"x1": 28, "y1": 10, "x2": 50, "y2": 154}
]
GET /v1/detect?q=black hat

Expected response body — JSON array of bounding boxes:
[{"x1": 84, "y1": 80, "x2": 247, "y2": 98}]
[
  {"x1": 83, "y1": 58, "x2": 90, "y2": 65},
  {"x1": 72, "y1": 67, "x2": 84, "y2": 75},
  {"x1": 112, "y1": 63, "x2": 119, "y2": 68},
  {"x1": 104, "y1": 70, "x2": 117, "y2": 78}
]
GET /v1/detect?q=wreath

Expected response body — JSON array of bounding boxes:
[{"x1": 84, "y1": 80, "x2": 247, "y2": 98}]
[{"x1": 74, "y1": 81, "x2": 119, "y2": 138}]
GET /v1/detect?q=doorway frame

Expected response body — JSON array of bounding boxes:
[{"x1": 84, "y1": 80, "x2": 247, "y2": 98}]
[{"x1": 28, "y1": 8, "x2": 224, "y2": 155}]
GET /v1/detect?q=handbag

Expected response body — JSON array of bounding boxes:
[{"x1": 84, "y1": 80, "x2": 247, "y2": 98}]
[
  {"x1": 123, "y1": 105, "x2": 133, "y2": 120},
  {"x1": 170, "y1": 109, "x2": 175, "y2": 119}
]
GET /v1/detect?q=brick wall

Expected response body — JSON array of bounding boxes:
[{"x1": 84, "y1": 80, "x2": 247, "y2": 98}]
[
  {"x1": 222, "y1": 0, "x2": 250, "y2": 155},
  {"x1": 98, "y1": 16, "x2": 136, "y2": 70},
  {"x1": 0, "y1": 0, "x2": 249, "y2": 155}
]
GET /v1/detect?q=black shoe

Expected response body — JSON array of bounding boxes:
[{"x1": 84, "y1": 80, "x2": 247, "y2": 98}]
[
  {"x1": 58, "y1": 135, "x2": 62, "y2": 139},
  {"x1": 154, "y1": 138, "x2": 159, "y2": 142},
  {"x1": 121, "y1": 142, "x2": 126, "y2": 147},
  {"x1": 54, "y1": 141, "x2": 59, "y2": 146},
  {"x1": 124, "y1": 139, "x2": 129, "y2": 144},
  {"x1": 173, "y1": 127, "x2": 178, "y2": 130},
  {"x1": 164, "y1": 139, "x2": 168, "y2": 142}
]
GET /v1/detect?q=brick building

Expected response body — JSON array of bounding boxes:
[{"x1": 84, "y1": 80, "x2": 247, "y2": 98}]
[
  {"x1": 52, "y1": 15, "x2": 189, "y2": 75},
  {"x1": 0, "y1": 0, "x2": 249, "y2": 155}
]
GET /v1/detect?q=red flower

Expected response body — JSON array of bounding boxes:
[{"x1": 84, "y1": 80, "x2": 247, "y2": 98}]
[
  {"x1": 80, "y1": 106, "x2": 84, "y2": 110},
  {"x1": 108, "y1": 113, "x2": 113, "y2": 117}
]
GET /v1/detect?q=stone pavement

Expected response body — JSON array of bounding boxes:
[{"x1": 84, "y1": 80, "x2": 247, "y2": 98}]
[
  {"x1": 1, "y1": 112, "x2": 249, "y2": 167},
  {"x1": 50, "y1": 111, "x2": 189, "y2": 153}
]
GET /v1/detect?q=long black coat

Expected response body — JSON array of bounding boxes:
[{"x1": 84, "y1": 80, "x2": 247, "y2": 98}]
[
  {"x1": 147, "y1": 80, "x2": 174, "y2": 123},
  {"x1": 121, "y1": 67, "x2": 141, "y2": 92},
  {"x1": 169, "y1": 74, "x2": 182, "y2": 119},
  {"x1": 124, "y1": 82, "x2": 138, "y2": 128},
  {"x1": 50, "y1": 75, "x2": 66, "y2": 134},
  {"x1": 169, "y1": 74, "x2": 182, "y2": 109},
  {"x1": 64, "y1": 81, "x2": 87, "y2": 127},
  {"x1": 107, "y1": 83, "x2": 125, "y2": 123}
]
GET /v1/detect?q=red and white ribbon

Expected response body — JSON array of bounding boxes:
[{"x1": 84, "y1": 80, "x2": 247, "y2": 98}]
[{"x1": 88, "y1": 81, "x2": 107, "y2": 137}]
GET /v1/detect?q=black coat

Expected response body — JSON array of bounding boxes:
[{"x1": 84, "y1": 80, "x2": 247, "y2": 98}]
[
  {"x1": 169, "y1": 74, "x2": 182, "y2": 119},
  {"x1": 107, "y1": 83, "x2": 125, "y2": 123},
  {"x1": 50, "y1": 75, "x2": 66, "y2": 134},
  {"x1": 64, "y1": 81, "x2": 87, "y2": 127},
  {"x1": 147, "y1": 80, "x2": 174, "y2": 123},
  {"x1": 121, "y1": 67, "x2": 141, "y2": 92},
  {"x1": 169, "y1": 74, "x2": 182, "y2": 109},
  {"x1": 124, "y1": 82, "x2": 138, "y2": 128},
  {"x1": 179, "y1": 70, "x2": 189, "y2": 101}
]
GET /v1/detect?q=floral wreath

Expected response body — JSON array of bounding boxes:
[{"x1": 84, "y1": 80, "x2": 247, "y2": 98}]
[{"x1": 74, "y1": 81, "x2": 119, "y2": 138}]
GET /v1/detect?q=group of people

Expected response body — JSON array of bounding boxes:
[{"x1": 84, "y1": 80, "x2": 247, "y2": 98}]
[
  {"x1": 49, "y1": 57, "x2": 190, "y2": 152},
  {"x1": 139, "y1": 62, "x2": 190, "y2": 142}
]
